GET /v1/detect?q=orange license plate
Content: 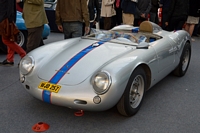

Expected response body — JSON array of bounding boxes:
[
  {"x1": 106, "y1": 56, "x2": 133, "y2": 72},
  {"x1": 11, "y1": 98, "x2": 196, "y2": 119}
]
[{"x1": 38, "y1": 82, "x2": 61, "y2": 93}]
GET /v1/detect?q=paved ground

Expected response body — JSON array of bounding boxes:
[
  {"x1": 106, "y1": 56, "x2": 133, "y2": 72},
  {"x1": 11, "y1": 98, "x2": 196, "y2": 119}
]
[{"x1": 0, "y1": 32, "x2": 200, "y2": 133}]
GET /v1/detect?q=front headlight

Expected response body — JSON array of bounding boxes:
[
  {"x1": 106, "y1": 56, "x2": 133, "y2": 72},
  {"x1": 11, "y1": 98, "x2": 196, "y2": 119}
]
[
  {"x1": 19, "y1": 56, "x2": 35, "y2": 75},
  {"x1": 92, "y1": 71, "x2": 112, "y2": 94}
]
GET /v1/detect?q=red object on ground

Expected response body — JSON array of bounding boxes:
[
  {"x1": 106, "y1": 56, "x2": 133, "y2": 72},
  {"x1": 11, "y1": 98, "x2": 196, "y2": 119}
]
[
  {"x1": 74, "y1": 110, "x2": 84, "y2": 116},
  {"x1": 32, "y1": 122, "x2": 50, "y2": 132}
]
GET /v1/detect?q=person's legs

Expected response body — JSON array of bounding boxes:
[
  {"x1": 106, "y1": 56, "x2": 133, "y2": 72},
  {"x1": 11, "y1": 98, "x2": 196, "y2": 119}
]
[
  {"x1": 167, "y1": 18, "x2": 176, "y2": 31},
  {"x1": 63, "y1": 22, "x2": 71, "y2": 39},
  {"x1": 116, "y1": 8, "x2": 122, "y2": 25},
  {"x1": 149, "y1": 12, "x2": 156, "y2": 23},
  {"x1": 26, "y1": 25, "x2": 44, "y2": 53},
  {"x1": 1, "y1": 36, "x2": 26, "y2": 63},
  {"x1": 71, "y1": 22, "x2": 83, "y2": 38},
  {"x1": 176, "y1": 20, "x2": 186, "y2": 30},
  {"x1": 6, "y1": 46, "x2": 15, "y2": 62},
  {"x1": 185, "y1": 16, "x2": 199, "y2": 41},
  {"x1": 104, "y1": 17, "x2": 112, "y2": 30},
  {"x1": 184, "y1": 23, "x2": 190, "y2": 32},
  {"x1": 188, "y1": 24, "x2": 195, "y2": 36},
  {"x1": 63, "y1": 22, "x2": 83, "y2": 38}
]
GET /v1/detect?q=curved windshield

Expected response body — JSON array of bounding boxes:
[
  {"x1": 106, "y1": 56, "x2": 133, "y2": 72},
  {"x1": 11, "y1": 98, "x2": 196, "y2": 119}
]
[
  {"x1": 85, "y1": 29, "x2": 138, "y2": 44},
  {"x1": 84, "y1": 28, "x2": 161, "y2": 45}
]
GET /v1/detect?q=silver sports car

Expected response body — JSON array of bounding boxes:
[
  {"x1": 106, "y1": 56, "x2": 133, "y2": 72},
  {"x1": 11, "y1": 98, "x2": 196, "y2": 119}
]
[{"x1": 19, "y1": 21, "x2": 191, "y2": 116}]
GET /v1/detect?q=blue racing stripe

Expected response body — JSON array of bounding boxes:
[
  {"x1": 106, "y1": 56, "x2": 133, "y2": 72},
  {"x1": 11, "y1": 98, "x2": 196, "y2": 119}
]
[
  {"x1": 43, "y1": 90, "x2": 51, "y2": 103},
  {"x1": 42, "y1": 38, "x2": 112, "y2": 103},
  {"x1": 49, "y1": 45, "x2": 94, "y2": 84}
]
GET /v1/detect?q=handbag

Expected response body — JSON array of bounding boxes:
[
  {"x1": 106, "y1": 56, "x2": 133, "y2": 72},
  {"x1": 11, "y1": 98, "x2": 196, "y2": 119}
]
[{"x1": 0, "y1": 18, "x2": 20, "y2": 42}]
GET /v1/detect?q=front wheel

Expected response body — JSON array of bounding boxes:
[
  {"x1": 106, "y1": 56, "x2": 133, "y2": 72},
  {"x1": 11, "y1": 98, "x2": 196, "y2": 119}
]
[
  {"x1": 173, "y1": 42, "x2": 191, "y2": 77},
  {"x1": 117, "y1": 67, "x2": 147, "y2": 116}
]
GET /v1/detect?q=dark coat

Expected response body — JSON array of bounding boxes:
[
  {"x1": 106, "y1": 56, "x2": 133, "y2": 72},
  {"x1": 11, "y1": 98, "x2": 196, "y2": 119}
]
[
  {"x1": 150, "y1": 0, "x2": 159, "y2": 13},
  {"x1": 160, "y1": 0, "x2": 171, "y2": 13},
  {"x1": 134, "y1": 0, "x2": 151, "y2": 19},
  {"x1": 121, "y1": 0, "x2": 136, "y2": 14},
  {"x1": 188, "y1": 0, "x2": 200, "y2": 17},
  {"x1": 0, "y1": 0, "x2": 16, "y2": 23},
  {"x1": 88, "y1": 0, "x2": 100, "y2": 22},
  {"x1": 166, "y1": 0, "x2": 189, "y2": 22}
]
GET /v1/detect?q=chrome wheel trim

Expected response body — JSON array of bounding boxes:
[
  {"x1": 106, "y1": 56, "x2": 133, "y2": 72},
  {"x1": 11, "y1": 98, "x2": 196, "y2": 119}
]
[
  {"x1": 17, "y1": 31, "x2": 25, "y2": 47},
  {"x1": 129, "y1": 75, "x2": 144, "y2": 108},
  {"x1": 182, "y1": 49, "x2": 190, "y2": 71}
]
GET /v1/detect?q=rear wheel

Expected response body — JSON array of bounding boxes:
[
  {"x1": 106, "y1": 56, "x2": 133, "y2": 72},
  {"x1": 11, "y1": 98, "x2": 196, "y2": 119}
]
[
  {"x1": 173, "y1": 42, "x2": 191, "y2": 77},
  {"x1": 117, "y1": 67, "x2": 147, "y2": 116},
  {"x1": 16, "y1": 30, "x2": 28, "y2": 50}
]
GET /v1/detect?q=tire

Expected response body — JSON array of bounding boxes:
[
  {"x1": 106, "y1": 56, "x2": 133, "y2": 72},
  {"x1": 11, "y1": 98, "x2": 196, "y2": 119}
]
[
  {"x1": 17, "y1": 30, "x2": 28, "y2": 50},
  {"x1": 173, "y1": 42, "x2": 191, "y2": 77},
  {"x1": 117, "y1": 67, "x2": 147, "y2": 116}
]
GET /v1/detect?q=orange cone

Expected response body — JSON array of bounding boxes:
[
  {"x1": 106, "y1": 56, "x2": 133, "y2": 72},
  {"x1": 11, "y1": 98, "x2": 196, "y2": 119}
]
[
  {"x1": 74, "y1": 110, "x2": 84, "y2": 116},
  {"x1": 32, "y1": 122, "x2": 49, "y2": 132}
]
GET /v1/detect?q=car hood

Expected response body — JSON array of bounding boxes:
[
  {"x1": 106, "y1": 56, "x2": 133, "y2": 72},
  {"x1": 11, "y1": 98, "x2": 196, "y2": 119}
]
[{"x1": 38, "y1": 39, "x2": 134, "y2": 85}]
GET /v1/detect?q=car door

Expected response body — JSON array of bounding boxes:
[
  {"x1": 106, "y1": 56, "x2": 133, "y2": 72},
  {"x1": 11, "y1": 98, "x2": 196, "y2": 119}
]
[{"x1": 151, "y1": 38, "x2": 175, "y2": 76}]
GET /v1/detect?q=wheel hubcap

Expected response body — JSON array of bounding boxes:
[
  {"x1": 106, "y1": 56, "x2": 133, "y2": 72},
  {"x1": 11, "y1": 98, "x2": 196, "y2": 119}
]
[
  {"x1": 17, "y1": 31, "x2": 24, "y2": 47},
  {"x1": 182, "y1": 49, "x2": 190, "y2": 71},
  {"x1": 129, "y1": 75, "x2": 144, "y2": 108}
]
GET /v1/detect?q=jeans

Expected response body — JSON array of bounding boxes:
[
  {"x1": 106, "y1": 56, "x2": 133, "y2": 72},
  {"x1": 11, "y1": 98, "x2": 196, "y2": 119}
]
[{"x1": 62, "y1": 22, "x2": 83, "y2": 39}]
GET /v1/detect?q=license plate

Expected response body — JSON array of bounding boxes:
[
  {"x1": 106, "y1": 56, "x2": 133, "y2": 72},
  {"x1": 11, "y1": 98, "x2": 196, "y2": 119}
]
[{"x1": 38, "y1": 82, "x2": 61, "y2": 93}]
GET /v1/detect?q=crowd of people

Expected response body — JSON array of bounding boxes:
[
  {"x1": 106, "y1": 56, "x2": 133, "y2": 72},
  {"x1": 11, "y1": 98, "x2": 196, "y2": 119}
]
[{"x1": 0, "y1": 0, "x2": 200, "y2": 66}]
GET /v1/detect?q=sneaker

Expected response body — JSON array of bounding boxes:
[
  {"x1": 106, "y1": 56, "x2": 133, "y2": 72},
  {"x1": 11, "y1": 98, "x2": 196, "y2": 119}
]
[{"x1": 0, "y1": 60, "x2": 14, "y2": 66}]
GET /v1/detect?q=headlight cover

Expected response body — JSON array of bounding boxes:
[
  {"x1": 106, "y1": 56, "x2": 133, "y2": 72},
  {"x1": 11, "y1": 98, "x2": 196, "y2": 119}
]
[
  {"x1": 20, "y1": 56, "x2": 35, "y2": 75},
  {"x1": 92, "y1": 71, "x2": 112, "y2": 95}
]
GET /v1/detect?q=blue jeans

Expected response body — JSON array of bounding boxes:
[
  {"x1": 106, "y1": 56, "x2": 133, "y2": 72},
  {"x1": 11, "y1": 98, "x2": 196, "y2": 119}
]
[{"x1": 62, "y1": 22, "x2": 83, "y2": 39}]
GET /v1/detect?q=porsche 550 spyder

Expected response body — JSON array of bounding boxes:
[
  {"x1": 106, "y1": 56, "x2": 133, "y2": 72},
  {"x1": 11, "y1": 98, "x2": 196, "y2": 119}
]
[{"x1": 19, "y1": 21, "x2": 191, "y2": 116}]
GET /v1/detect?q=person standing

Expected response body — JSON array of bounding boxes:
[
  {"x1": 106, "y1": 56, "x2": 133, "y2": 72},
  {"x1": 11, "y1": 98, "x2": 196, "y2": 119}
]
[
  {"x1": 160, "y1": 0, "x2": 172, "y2": 30},
  {"x1": 20, "y1": 0, "x2": 48, "y2": 53},
  {"x1": 165, "y1": 0, "x2": 189, "y2": 31},
  {"x1": 184, "y1": 0, "x2": 200, "y2": 41},
  {"x1": 88, "y1": 0, "x2": 100, "y2": 28},
  {"x1": 0, "y1": 0, "x2": 26, "y2": 66},
  {"x1": 101, "y1": 0, "x2": 116, "y2": 30},
  {"x1": 121, "y1": 0, "x2": 137, "y2": 26},
  {"x1": 113, "y1": 0, "x2": 123, "y2": 26},
  {"x1": 149, "y1": 0, "x2": 159, "y2": 24},
  {"x1": 134, "y1": 0, "x2": 151, "y2": 26},
  {"x1": 56, "y1": 0, "x2": 90, "y2": 39},
  {"x1": 83, "y1": 0, "x2": 100, "y2": 35}
]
